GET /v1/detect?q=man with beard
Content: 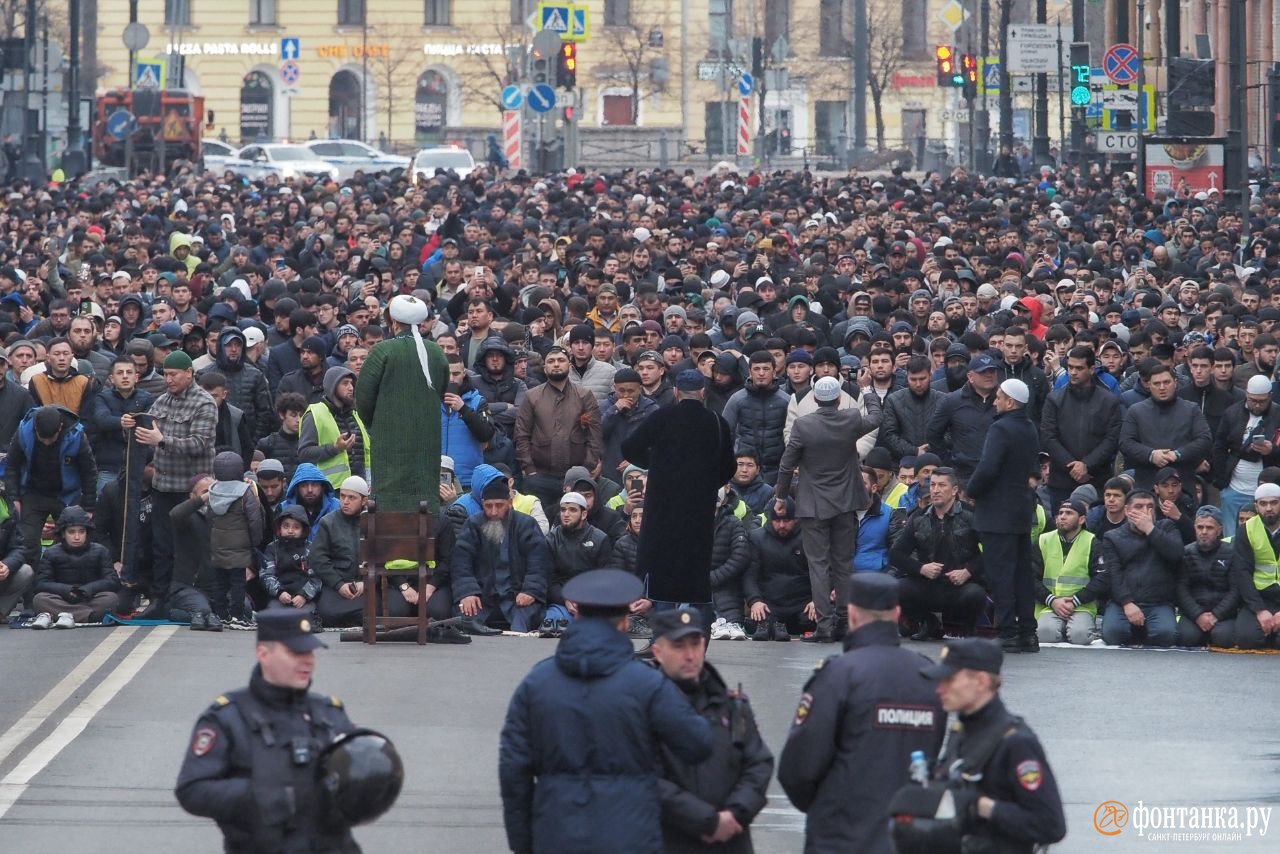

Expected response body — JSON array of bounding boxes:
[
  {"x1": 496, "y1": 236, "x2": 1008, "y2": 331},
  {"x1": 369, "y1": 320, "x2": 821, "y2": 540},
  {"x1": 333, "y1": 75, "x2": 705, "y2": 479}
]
[
  {"x1": 276, "y1": 337, "x2": 329, "y2": 406},
  {"x1": 744, "y1": 498, "x2": 811, "y2": 640},
  {"x1": 539, "y1": 492, "x2": 620, "y2": 634},
  {"x1": 1041, "y1": 346, "x2": 1124, "y2": 508},
  {"x1": 1032, "y1": 498, "x2": 1106, "y2": 646},
  {"x1": 452, "y1": 477, "x2": 550, "y2": 633},
  {"x1": 1119, "y1": 362, "x2": 1212, "y2": 489},
  {"x1": 279, "y1": 462, "x2": 340, "y2": 543},
  {"x1": 879, "y1": 355, "x2": 940, "y2": 460},
  {"x1": 199, "y1": 327, "x2": 273, "y2": 440},
  {"x1": 622, "y1": 371, "x2": 736, "y2": 635},
  {"x1": 934, "y1": 342, "x2": 972, "y2": 392},
  {"x1": 439, "y1": 354, "x2": 495, "y2": 489},
  {"x1": 265, "y1": 309, "x2": 318, "y2": 392},
  {"x1": 471, "y1": 337, "x2": 527, "y2": 439},
  {"x1": 1175, "y1": 505, "x2": 1238, "y2": 648},
  {"x1": 515, "y1": 345, "x2": 602, "y2": 518},
  {"x1": 1233, "y1": 332, "x2": 1279, "y2": 390},
  {"x1": 601, "y1": 368, "x2": 658, "y2": 479},
  {"x1": 298, "y1": 366, "x2": 368, "y2": 490},
  {"x1": 68, "y1": 314, "x2": 112, "y2": 385},
  {"x1": 1230, "y1": 483, "x2": 1280, "y2": 649}
]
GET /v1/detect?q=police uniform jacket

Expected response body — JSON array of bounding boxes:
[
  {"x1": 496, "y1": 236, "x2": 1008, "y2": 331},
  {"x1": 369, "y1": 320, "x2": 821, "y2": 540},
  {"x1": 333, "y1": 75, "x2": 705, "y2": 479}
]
[
  {"x1": 498, "y1": 616, "x2": 713, "y2": 854},
  {"x1": 655, "y1": 662, "x2": 774, "y2": 854},
  {"x1": 777, "y1": 620, "x2": 945, "y2": 854},
  {"x1": 174, "y1": 665, "x2": 358, "y2": 853},
  {"x1": 933, "y1": 695, "x2": 1066, "y2": 853}
]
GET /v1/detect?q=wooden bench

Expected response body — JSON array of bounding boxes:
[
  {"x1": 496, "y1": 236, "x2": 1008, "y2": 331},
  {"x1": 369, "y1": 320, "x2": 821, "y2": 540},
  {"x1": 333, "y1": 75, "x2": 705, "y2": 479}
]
[{"x1": 360, "y1": 501, "x2": 435, "y2": 645}]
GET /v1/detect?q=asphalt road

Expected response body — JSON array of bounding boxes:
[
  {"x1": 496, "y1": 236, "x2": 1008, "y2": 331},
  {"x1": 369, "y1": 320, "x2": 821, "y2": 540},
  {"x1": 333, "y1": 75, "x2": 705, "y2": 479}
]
[{"x1": 1, "y1": 626, "x2": 1276, "y2": 852}]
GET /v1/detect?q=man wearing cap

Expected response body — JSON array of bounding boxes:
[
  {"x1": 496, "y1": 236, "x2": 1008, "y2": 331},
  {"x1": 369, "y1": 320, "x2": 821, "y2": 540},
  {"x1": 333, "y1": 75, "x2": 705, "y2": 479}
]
[
  {"x1": 743, "y1": 497, "x2": 810, "y2": 640},
  {"x1": 1176, "y1": 505, "x2": 1238, "y2": 647},
  {"x1": 622, "y1": 369, "x2": 736, "y2": 633},
  {"x1": 566, "y1": 323, "x2": 617, "y2": 404},
  {"x1": 356, "y1": 294, "x2": 449, "y2": 513},
  {"x1": 779, "y1": 574, "x2": 944, "y2": 853},
  {"x1": 1212, "y1": 373, "x2": 1280, "y2": 539},
  {"x1": 911, "y1": 639, "x2": 1066, "y2": 853},
  {"x1": 925, "y1": 354, "x2": 1000, "y2": 485},
  {"x1": 1152, "y1": 467, "x2": 1196, "y2": 544},
  {"x1": 500, "y1": 569, "x2": 713, "y2": 854},
  {"x1": 602, "y1": 368, "x2": 658, "y2": 478},
  {"x1": 134, "y1": 351, "x2": 217, "y2": 614},
  {"x1": 1230, "y1": 482, "x2": 1280, "y2": 648},
  {"x1": 966, "y1": 378, "x2": 1043, "y2": 653},
  {"x1": 649, "y1": 606, "x2": 774, "y2": 852},
  {"x1": 1032, "y1": 499, "x2": 1107, "y2": 645},
  {"x1": 540, "y1": 492, "x2": 620, "y2": 635},
  {"x1": 451, "y1": 476, "x2": 551, "y2": 633},
  {"x1": 200, "y1": 326, "x2": 273, "y2": 440},
  {"x1": 175, "y1": 609, "x2": 363, "y2": 851},
  {"x1": 776, "y1": 375, "x2": 882, "y2": 642}
]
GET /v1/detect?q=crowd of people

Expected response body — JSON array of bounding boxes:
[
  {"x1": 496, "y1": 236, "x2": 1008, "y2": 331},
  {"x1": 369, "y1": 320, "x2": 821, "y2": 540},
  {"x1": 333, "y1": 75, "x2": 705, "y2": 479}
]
[{"x1": 0, "y1": 154, "x2": 1279, "y2": 655}]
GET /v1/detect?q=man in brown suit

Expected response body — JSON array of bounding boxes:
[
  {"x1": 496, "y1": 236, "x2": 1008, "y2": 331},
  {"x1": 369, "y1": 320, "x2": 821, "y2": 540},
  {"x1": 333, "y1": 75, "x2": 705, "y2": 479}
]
[{"x1": 774, "y1": 377, "x2": 882, "y2": 642}]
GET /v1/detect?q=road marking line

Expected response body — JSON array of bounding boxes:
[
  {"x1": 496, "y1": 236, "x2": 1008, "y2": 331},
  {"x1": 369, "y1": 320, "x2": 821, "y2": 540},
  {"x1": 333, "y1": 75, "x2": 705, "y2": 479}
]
[
  {"x1": 0, "y1": 625, "x2": 176, "y2": 820},
  {"x1": 0, "y1": 627, "x2": 137, "y2": 767}
]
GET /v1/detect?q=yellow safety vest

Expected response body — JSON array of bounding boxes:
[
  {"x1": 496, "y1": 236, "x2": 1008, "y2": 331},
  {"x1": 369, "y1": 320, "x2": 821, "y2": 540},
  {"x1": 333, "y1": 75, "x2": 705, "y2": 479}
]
[
  {"x1": 1035, "y1": 529, "x2": 1096, "y2": 617},
  {"x1": 1244, "y1": 515, "x2": 1280, "y2": 591},
  {"x1": 306, "y1": 402, "x2": 371, "y2": 490},
  {"x1": 1029, "y1": 503, "x2": 1047, "y2": 542},
  {"x1": 513, "y1": 493, "x2": 541, "y2": 517},
  {"x1": 885, "y1": 481, "x2": 908, "y2": 511}
]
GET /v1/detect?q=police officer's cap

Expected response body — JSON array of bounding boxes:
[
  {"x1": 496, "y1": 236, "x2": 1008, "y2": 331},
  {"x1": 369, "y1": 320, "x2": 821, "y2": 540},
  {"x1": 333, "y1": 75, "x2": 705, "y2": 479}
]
[
  {"x1": 562, "y1": 569, "x2": 644, "y2": 610},
  {"x1": 650, "y1": 607, "x2": 706, "y2": 642},
  {"x1": 847, "y1": 573, "x2": 899, "y2": 610},
  {"x1": 919, "y1": 637, "x2": 1002, "y2": 680},
  {"x1": 256, "y1": 608, "x2": 327, "y2": 652}
]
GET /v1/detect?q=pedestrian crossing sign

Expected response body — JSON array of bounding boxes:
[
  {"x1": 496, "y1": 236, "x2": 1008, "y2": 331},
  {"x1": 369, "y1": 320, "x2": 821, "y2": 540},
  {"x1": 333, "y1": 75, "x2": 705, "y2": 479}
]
[
  {"x1": 135, "y1": 60, "x2": 164, "y2": 90},
  {"x1": 538, "y1": 3, "x2": 589, "y2": 41},
  {"x1": 539, "y1": 4, "x2": 570, "y2": 33}
]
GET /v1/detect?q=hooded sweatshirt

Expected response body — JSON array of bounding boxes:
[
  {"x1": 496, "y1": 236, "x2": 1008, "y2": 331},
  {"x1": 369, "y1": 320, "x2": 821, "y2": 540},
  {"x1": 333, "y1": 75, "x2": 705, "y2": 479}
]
[
  {"x1": 260, "y1": 505, "x2": 321, "y2": 601},
  {"x1": 281, "y1": 461, "x2": 340, "y2": 542},
  {"x1": 452, "y1": 463, "x2": 504, "y2": 519},
  {"x1": 207, "y1": 450, "x2": 264, "y2": 568},
  {"x1": 1018, "y1": 296, "x2": 1049, "y2": 339}
]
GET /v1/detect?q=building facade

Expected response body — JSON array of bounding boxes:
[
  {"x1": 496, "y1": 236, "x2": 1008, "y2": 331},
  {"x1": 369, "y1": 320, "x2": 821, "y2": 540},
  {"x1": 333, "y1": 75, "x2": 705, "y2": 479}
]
[{"x1": 95, "y1": 0, "x2": 1068, "y2": 164}]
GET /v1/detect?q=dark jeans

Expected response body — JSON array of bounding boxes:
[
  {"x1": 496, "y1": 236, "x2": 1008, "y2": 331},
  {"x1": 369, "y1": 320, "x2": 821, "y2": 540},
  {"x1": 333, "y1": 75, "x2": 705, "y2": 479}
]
[
  {"x1": 456, "y1": 594, "x2": 543, "y2": 632},
  {"x1": 205, "y1": 566, "x2": 248, "y2": 620},
  {"x1": 18, "y1": 493, "x2": 65, "y2": 568},
  {"x1": 1101, "y1": 602, "x2": 1177, "y2": 647},
  {"x1": 1176, "y1": 615, "x2": 1236, "y2": 648},
  {"x1": 1234, "y1": 589, "x2": 1280, "y2": 649},
  {"x1": 898, "y1": 574, "x2": 988, "y2": 631},
  {"x1": 151, "y1": 490, "x2": 186, "y2": 601},
  {"x1": 980, "y1": 531, "x2": 1036, "y2": 639}
]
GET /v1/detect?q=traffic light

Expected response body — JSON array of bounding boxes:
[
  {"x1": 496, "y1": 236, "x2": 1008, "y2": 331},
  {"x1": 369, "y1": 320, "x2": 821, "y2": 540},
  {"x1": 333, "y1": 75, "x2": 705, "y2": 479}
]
[
  {"x1": 530, "y1": 29, "x2": 562, "y2": 86},
  {"x1": 557, "y1": 41, "x2": 577, "y2": 89},
  {"x1": 563, "y1": 105, "x2": 575, "y2": 124},
  {"x1": 935, "y1": 45, "x2": 958, "y2": 87},
  {"x1": 961, "y1": 53, "x2": 978, "y2": 100},
  {"x1": 1070, "y1": 42, "x2": 1092, "y2": 108}
]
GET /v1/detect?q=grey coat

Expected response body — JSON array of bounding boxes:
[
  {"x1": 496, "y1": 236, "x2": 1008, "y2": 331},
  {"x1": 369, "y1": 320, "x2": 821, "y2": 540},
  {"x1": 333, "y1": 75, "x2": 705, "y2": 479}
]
[{"x1": 774, "y1": 394, "x2": 883, "y2": 520}]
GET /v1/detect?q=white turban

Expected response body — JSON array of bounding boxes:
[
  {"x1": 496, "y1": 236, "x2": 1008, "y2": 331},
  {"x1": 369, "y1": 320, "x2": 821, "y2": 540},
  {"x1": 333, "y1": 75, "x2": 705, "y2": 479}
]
[{"x1": 388, "y1": 295, "x2": 434, "y2": 390}]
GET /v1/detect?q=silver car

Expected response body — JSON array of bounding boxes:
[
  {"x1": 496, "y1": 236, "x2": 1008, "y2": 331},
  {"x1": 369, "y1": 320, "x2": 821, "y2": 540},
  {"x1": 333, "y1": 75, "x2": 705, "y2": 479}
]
[
  {"x1": 231, "y1": 143, "x2": 340, "y2": 182},
  {"x1": 304, "y1": 139, "x2": 410, "y2": 181}
]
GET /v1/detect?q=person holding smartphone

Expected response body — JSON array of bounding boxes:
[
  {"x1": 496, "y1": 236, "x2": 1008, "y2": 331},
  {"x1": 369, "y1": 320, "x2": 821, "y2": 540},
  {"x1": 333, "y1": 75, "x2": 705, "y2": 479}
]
[{"x1": 1214, "y1": 375, "x2": 1280, "y2": 539}]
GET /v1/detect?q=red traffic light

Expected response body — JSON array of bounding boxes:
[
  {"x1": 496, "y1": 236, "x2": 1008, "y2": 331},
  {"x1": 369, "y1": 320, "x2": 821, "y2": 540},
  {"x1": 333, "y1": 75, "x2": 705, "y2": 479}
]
[
  {"x1": 961, "y1": 54, "x2": 978, "y2": 83},
  {"x1": 561, "y1": 43, "x2": 577, "y2": 72}
]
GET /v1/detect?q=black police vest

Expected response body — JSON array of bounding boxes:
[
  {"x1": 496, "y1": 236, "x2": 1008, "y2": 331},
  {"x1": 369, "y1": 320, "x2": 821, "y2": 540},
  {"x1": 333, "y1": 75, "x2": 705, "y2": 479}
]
[{"x1": 217, "y1": 688, "x2": 358, "y2": 854}]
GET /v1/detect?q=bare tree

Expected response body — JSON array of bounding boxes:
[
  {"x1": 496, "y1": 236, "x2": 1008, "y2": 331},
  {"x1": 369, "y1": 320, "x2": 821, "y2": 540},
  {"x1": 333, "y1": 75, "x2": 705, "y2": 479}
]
[
  {"x1": 865, "y1": 1, "x2": 908, "y2": 150},
  {"x1": 595, "y1": 23, "x2": 667, "y2": 124},
  {"x1": 456, "y1": 25, "x2": 531, "y2": 120},
  {"x1": 366, "y1": 20, "x2": 425, "y2": 145}
]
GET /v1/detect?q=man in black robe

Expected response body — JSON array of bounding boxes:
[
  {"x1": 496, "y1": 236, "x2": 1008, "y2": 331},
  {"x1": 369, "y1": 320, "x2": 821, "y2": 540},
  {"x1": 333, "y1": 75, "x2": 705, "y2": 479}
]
[{"x1": 622, "y1": 370, "x2": 736, "y2": 634}]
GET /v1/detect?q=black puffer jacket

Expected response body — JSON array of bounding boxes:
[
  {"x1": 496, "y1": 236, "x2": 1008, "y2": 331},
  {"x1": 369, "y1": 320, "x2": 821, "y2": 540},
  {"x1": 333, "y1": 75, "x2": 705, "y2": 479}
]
[
  {"x1": 470, "y1": 337, "x2": 527, "y2": 437},
  {"x1": 709, "y1": 506, "x2": 750, "y2": 620},
  {"x1": 655, "y1": 662, "x2": 774, "y2": 854},
  {"x1": 35, "y1": 507, "x2": 117, "y2": 597},
  {"x1": 201, "y1": 327, "x2": 275, "y2": 439},
  {"x1": 925, "y1": 383, "x2": 996, "y2": 480},
  {"x1": 1177, "y1": 540, "x2": 1240, "y2": 620},
  {"x1": 615, "y1": 529, "x2": 640, "y2": 577},
  {"x1": 722, "y1": 382, "x2": 790, "y2": 482},
  {"x1": 878, "y1": 385, "x2": 939, "y2": 459},
  {"x1": 743, "y1": 522, "x2": 809, "y2": 614},
  {"x1": 255, "y1": 428, "x2": 301, "y2": 479},
  {"x1": 547, "y1": 522, "x2": 618, "y2": 603},
  {"x1": 1096, "y1": 520, "x2": 1184, "y2": 606},
  {"x1": 996, "y1": 354, "x2": 1050, "y2": 426}
]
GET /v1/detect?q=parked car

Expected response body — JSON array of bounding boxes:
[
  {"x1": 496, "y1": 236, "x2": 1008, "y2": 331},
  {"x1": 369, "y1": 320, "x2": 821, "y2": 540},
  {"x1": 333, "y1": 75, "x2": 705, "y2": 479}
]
[
  {"x1": 201, "y1": 138, "x2": 254, "y2": 175},
  {"x1": 230, "y1": 143, "x2": 340, "y2": 182},
  {"x1": 303, "y1": 139, "x2": 410, "y2": 180},
  {"x1": 412, "y1": 146, "x2": 476, "y2": 181}
]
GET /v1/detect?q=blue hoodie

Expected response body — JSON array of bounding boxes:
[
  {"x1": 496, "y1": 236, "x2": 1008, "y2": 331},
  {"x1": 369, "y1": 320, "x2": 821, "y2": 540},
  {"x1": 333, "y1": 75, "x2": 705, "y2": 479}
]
[
  {"x1": 452, "y1": 463, "x2": 503, "y2": 518},
  {"x1": 281, "y1": 462, "x2": 340, "y2": 541}
]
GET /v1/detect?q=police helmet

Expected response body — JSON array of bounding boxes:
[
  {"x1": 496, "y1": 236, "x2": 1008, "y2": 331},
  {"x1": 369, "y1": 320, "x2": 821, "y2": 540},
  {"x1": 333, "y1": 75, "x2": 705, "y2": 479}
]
[{"x1": 318, "y1": 729, "x2": 404, "y2": 825}]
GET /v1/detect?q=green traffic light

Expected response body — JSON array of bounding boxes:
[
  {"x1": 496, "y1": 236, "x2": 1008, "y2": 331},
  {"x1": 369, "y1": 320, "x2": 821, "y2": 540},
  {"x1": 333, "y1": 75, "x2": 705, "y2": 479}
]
[
  {"x1": 951, "y1": 75, "x2": 964, "y2": 86},
  {"x1": 1071, "y1": 86, "x2": 1091, "y2": 106}
]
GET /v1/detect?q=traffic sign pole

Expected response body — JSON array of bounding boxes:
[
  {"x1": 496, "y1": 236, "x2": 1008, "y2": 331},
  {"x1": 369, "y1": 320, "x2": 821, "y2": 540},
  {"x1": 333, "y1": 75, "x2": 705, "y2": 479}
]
[{"x1": 503, "y1": 110, "x2": 522, "y2": 170}]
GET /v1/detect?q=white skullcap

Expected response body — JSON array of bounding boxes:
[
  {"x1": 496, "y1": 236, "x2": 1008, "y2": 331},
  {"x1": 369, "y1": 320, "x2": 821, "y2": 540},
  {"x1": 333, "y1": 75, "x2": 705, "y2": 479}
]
[
  {"x1": 339, "y1": 475, "x2": 370, "y2": 497},
  {"x1": 709, "y1": 270, "x2": 731, "y2": 287},
  {"x1": 632, "y1": 227, "x2": 651, "y2": 242},
  {"x1": 440, "y1": 455, "x2": 455, "y2": 472},
  {"x1": 1256, "y1": 483, "x2": 1280, "y2": 500},
  {"x1": 560, "y1": 491, "x2": 588, "y2": 509},
  {"x1": 813, "y1": 376, "x2": 842, "y2": 403},
  {"x1": 1000, "y1": 378, "x2": 1030, "y2": 404},
  {"x1": 242, "y1": 327, "x2": 265, "y2": 348},
  {"x1": 1247, "y1": 375, "x2": 1272, "y2": 395},
  {"x1": 976, "y1": 283, "x2": 999, "y2": 299}
]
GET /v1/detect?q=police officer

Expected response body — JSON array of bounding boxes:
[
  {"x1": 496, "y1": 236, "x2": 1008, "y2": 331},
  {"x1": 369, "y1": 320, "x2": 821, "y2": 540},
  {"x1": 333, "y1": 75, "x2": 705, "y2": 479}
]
[
  {"x1": 778, "y1": 574, "x2": 945, "y2": 853},
  {"x1": 917, "y1": 638, "x2": 1067, "y2": 853},
  {"x1": 499, "y1": 569, "x2": 714, "y2": 854},
  {"x1": 175, "y1": 609, "x2": 364, "y2": 853},
  {"x1": 649, "y1": 607, "x2": 774, "y2": 853}
]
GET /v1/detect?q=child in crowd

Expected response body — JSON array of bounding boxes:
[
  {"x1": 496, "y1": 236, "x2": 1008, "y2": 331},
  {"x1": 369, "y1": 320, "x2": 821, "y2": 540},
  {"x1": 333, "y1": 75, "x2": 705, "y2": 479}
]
[
  {"x1": 256, "y1": 392, "x2": 306, "y2": 480},
  {"x1": 31, "y1": 506, "x2": 118, "y2": 628},
  {"x1": 206, "y1": 451, "x2": 264, "y2": 624},
  {"x1": 260, "y1": 506, "x2": 322, "y2": 622}
]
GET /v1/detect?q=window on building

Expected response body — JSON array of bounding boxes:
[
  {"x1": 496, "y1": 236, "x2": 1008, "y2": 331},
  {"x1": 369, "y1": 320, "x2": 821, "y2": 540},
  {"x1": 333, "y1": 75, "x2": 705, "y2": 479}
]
[
  {"x1": 604, "y1": 0, "x2": 630, "y2": 27},
  {"x1": 901, "y1": 0, "x2": 928, "y2": 60},
  {"x1": 705, "y1": 101, "x2": 736, "y2": 156},
  {"x1": 819, "y1": 0, "x2": 849, "y2": 57},
  {"x1": 249, "y1": 0, "x2": 276, "y2": 25},
  {"x1": 338, "y1": 0, "x2": 365, "y2": 26},
  {"x1": 764, "y1": 0, "x2": 789, "y2": 50},
  {"x1": 708, "y1": 0, "x2": 732, "y2": 55},
  {"x1": 511, "y1": 0, "x2": 538, "y2": 25},
  {"x1": 602, "y1": 93, "x2": 636, "y2": 126},
  {"x1": 815, "y1": 100, "x2": 847, "y2": 157},
  {"x1": 165, "y1": 0, "x2": 191, "y2": 26},
  {"x1": 424, "y1": 0, "x2": 450, "y2": 25}
]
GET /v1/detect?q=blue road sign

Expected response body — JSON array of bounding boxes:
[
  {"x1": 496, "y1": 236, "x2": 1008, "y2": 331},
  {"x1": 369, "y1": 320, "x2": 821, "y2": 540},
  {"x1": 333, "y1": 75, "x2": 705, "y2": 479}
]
[
  {"x1": 281, "y1": 38, "x2": 301, "y2": 60},
  {"x1": 134, "y1": 61, "x2": 163, "y2": 89},
  {"x1": 540, "y1": 5, "x2": 570, "y2": 32},
  {"x1": 738, "y1": 72, "x2": 754, "y2": 97},
  {"x1": 501, "y1": 85, "x2": 524, "y2": 110},
  {"x1": 281, "y1": 60, "x2": 301, "y2": 85},
  {"x1": 528, "y1": 83, "x2": 557, "y2": 113},
  {"x1": 1102, "y1": 43, "x2": 1140, "y2": 85},
  {"x1": 106, "y1": 110, "x2": 137, "y2": 141}
]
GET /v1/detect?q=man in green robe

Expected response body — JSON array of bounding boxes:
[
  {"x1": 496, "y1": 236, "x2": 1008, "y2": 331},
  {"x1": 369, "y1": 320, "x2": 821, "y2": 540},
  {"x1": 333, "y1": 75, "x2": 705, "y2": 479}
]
[{"x1": 356, "y1": 295, "x2": 449, "y2": 513}]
